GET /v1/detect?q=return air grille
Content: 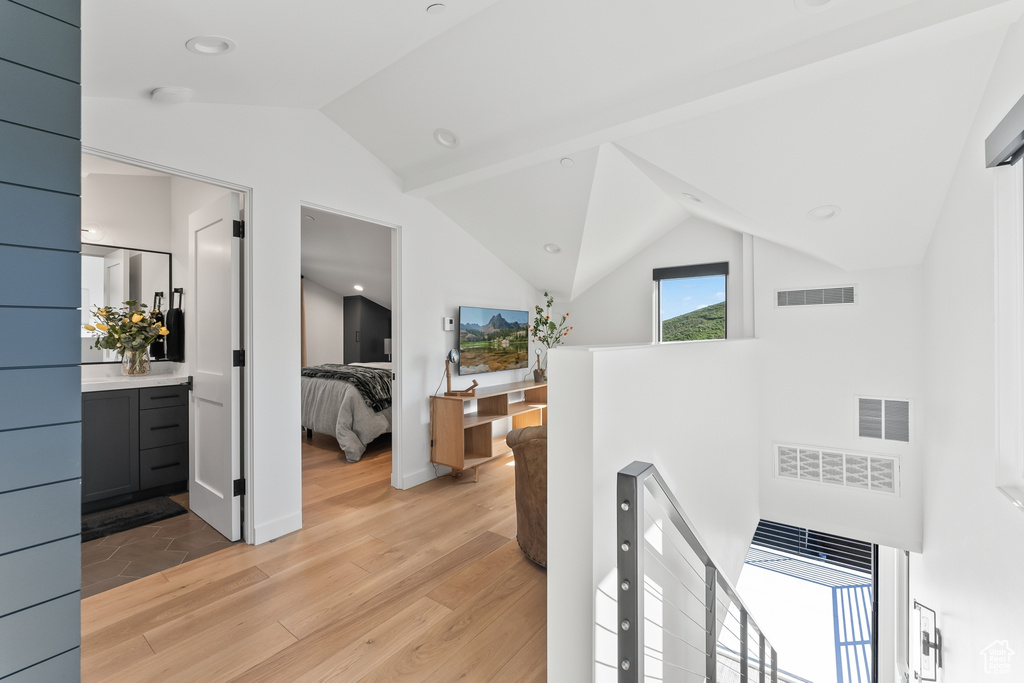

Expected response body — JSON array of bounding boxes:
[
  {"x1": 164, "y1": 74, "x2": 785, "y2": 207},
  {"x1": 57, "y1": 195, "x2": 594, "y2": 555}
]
[
  {"x1": 859, "y1": 397, "x2": 911, "y2": 442},
  {"x1": 776, "y1": 444, "x2": 899, "y2": 494},
  {"x1": 777, "y1": 286, "x2": 856, "y2": 307}
]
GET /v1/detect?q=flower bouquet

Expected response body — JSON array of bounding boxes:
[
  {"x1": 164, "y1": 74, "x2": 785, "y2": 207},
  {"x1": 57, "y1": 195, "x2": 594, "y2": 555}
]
[{"x1": 84, "y1": 301, "x2": 169, "y2": 375}]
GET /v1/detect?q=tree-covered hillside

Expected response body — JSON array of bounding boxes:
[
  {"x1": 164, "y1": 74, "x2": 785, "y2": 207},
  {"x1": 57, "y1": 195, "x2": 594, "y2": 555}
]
[{"x1": 661, "y1": 301, "x2": 725, "y2": 341}]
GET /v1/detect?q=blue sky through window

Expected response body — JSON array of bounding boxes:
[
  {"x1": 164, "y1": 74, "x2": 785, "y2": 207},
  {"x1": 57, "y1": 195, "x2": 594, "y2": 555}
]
[{"x1": 659, "y1": 274, "x2": 726, "y2": 321}]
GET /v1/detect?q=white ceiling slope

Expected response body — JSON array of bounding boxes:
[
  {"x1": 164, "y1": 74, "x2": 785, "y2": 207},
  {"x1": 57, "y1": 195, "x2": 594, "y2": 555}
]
[
  {"x1": 300, "y1": 208, "x2": 392, "y2": 310},
  {"x1": 82, "y1": 0, "x2": 1024, "y2": 299}
]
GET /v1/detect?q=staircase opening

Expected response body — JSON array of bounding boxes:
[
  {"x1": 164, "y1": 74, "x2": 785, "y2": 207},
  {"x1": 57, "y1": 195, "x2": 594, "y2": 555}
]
[{"x1": 738, "y1": 520, "x2": 877, "y2": 683}]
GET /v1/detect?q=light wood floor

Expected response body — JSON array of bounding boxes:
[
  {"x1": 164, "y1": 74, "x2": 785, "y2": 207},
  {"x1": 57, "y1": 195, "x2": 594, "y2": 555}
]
[{"x1": 80, "y1": 432, "x2": 547, "y2": 681}]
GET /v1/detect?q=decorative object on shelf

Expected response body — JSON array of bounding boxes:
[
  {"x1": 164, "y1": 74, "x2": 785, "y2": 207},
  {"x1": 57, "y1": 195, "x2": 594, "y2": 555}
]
[
  {"x1": 444, "y1": 348, "x2": 478, "y2": 397},
  {"x1": 83, "y1": 300, "x2": 170, "y2": 376},
  {"x1": 164, "y1": 288, "x2": 185, "y2": 362},
  {"x1": 529, "y1": 291, "x2": 573, "y2": 380}
]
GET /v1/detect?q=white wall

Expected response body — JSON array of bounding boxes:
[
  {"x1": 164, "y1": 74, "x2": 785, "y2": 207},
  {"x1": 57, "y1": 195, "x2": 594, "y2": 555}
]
[
  {"x1": 754, "y1": 239, "x2": 925, "y2": 552},
  {"x1": 566, "y1": 217, "x2": 746, "y2": 346},
  {"x1": 302, "y1": 277, "x2": 346, "y2": 366},
  {"x1": 548, "y1": 340, "x2": 762, "y2": 681},
  {"x1": 81, "y1": 173, "x2": 171, "y2": 251},
  {"x1": 912, "y1": 15, "x2": 1024, "y2": 682},
  {"x1": 83, "y1": 97, "x2": 538, "y2": 542}
]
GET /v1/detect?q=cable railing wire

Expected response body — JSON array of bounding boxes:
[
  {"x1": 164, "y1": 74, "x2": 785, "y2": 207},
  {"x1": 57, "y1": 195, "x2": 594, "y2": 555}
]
[{"x1": 618, "y1": 460, "x2": 779, "y2": 683}]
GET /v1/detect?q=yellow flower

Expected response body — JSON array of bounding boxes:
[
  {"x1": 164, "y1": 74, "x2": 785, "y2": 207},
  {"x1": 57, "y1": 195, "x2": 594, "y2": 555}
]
[
  {"x1": 83, "y1": 324, "x2": 96, "y2": 331},
  {"x1": 132, "y1": 313, "x2": 144, "y2": 323},
  {"x1": 159, "y1": 327, "x2": 170, "y2": 336},
  {"x1": 95, "y1": 323, "x2": 109, "y2": 332}
]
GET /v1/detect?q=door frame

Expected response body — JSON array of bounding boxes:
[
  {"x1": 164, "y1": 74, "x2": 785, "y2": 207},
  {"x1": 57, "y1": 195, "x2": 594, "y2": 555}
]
[
  {"x1": 82, "y1": 146, "x2": 256, "y2": 543},
  {"x1": 299, "y1": 201, "x2": 403, "y2": 489}
]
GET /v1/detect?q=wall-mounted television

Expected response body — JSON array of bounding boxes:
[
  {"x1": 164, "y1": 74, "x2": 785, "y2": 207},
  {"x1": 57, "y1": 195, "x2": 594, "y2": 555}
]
[{"x1": 459, "y1": 306, "x2": 530, "y2": 375}]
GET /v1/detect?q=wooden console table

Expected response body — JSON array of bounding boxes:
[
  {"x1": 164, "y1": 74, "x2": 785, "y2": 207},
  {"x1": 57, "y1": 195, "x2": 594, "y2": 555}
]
[{"x1": 429, "y1": 379, "x2": 547, "y2": 481}]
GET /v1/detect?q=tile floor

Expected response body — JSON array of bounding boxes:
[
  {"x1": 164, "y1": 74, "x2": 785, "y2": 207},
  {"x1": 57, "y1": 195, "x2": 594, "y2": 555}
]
[{"x1": 80, "y1": 493, "x2": 236, "y2": 599}]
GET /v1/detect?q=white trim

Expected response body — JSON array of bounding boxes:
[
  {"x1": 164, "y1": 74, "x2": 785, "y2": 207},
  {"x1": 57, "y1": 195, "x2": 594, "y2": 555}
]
[
  {"x1": 994, "y1": 161, "x2": 1024, "y2": 507},
  {"x1": 81, "y1": 146, "x2": 257, "y2": 544},
  {"x1": 297, "y1": 202, "x2": 406, "y2": 491},
  {"x1": 253, "y1": 511, "x2": 303, "y2": 545}
]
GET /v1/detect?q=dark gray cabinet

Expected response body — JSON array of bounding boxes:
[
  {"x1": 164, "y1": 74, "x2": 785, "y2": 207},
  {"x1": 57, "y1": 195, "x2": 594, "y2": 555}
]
[
  {"x1": 343, "y1": 295, "x2": 391, "y2": 363},
  {"x1": 81, "y1": 384, "x2": 188, "y2": 506}
]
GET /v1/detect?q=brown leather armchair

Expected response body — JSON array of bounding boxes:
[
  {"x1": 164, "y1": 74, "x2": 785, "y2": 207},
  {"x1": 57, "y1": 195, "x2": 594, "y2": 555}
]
[{"x1": 505, "y1": 425, "x2": 547, "y2": 567}]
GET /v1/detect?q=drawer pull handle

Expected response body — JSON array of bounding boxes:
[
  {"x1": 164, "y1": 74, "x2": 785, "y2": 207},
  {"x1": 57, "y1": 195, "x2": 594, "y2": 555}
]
[
  {"x1": 151, "y1": 462, "x2": 180, "y2": 471},
  {"x1": 150, "y1": 424, "x2": 180, "y2": 431},
  {"x1": 149, "y1": 394, "x2": 179, "y2": 400}
]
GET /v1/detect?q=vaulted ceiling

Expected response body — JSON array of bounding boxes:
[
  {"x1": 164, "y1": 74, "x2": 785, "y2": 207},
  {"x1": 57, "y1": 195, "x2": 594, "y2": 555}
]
[{"x1": 83, "y1": 0, "x2": 1024, "y2": 300}]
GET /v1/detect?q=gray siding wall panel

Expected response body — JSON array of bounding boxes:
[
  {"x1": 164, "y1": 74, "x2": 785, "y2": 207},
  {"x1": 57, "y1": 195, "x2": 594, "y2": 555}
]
[
  {"x1": 0, "y1": 537, "x2": 79, "y2": 616},
  {"x1": 0, "y1": 308, "x2": 80, "y2": 368},
  {"x1": 0, "y1": 594, "x2": 80, "y2": 678},
  {"x1": 0, "y1": 61, "x2": 80, "y2": 138},
  {"x1": 11, "y1": 0, "x2": 80, "y2": 26},
  {"x1": 0, "y1": 245, "x2": 79, "y2": 307},
  {"x1": 3, "y1": 648, "x2": 80, "y2": 682},
  {"x1": 0, "y1": 2, "x2": 79, "y2": 80},
  {"x1": 0, "y1": 122, "x2": 80, "y2": 194},
  {"x1": 0, "y1": 424, "x2": 81, "y2": 493},
  {"x1": 0, "y1": 367, "x2": 80, "y2": 431},
  {"x1": 0, "y1": 481, "x2": 80, "y2": 555},
  {"x1": 0, "y1": 0, "x2": 81, "y2": 672},
  {"x1": 0, "y1": 184, "x2": 80, "y2": 251}
]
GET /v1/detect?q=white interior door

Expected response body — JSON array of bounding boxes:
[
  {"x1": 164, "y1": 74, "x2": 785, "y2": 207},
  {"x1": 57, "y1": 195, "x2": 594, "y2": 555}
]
[
  {"x1": 188, "y1": 193, "x2": 241, "y2": 541},
  {"x1": 103, "y1": 248, "x2": 128, "y2": 307}
]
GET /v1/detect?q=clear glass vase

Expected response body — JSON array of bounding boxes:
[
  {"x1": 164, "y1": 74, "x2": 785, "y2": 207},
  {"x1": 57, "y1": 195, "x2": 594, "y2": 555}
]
[{"x1": 121, "y1": 348, "x2": 151, "y2": 376}]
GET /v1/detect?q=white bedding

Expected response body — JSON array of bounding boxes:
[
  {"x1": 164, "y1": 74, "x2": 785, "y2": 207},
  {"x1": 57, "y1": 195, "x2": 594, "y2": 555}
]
[{"x1": 301, "y1": 374, "x2": 392, "y2": 462}]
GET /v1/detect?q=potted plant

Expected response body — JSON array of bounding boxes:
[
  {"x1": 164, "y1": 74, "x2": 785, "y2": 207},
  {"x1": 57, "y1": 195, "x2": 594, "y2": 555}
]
[
  {"x1": 84, "y1": 300, "x2": 169, "y2": 375},
  {"x1": 529, "y1": 291, "x2": 573, "y2": 381}
]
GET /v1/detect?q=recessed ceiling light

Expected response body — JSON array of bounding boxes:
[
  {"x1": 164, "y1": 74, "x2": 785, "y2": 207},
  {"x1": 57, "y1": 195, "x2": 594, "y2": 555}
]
[
  {"x1": 150, "y1": 86, "x2": 193, "y2": 104},
  {"x1": 433, "y1": 128, "x2": 459, "y2": 148},
  {"x1": 185, "y1": 36, "x2": 237, "y2": 56},
  {"x1": 560, "y1": 157, "x2": 574, "y2": 168},
  {"x1": 808, "y1": 205, "x2": 841, "y2": 220},
  {"x1": 426, "y1": 3, "x2": 447, "y2": 14},
  {"x1": 794, "y1": 0, "x2": 834, "y2": 13},
  {"x1": 544, "y1": 243, "x2": 562, "y2": 254},
  {"x1": 353, "y1": 285, "x2": 364, "y2": 291},
  {"x1": 679, "y1": 193, "x2": 702, "y2": 203}
]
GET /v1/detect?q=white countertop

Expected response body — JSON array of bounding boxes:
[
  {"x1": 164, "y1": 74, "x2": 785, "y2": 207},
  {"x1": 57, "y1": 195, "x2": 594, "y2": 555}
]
[{"x1": 81, "y1": 373, "x2": 189, "y2": 393}]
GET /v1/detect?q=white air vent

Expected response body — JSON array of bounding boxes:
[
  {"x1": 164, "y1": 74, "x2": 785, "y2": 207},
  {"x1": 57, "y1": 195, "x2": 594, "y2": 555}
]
[
  {"x1": 858, "y1": 397, "x2": 911, "y2": 442},
  {"x1": 776, "y1": 286, "x2": 856, "y2": 307},
  {"x1": 776, "y1": 444, "x2": 899, "y2": 494}
]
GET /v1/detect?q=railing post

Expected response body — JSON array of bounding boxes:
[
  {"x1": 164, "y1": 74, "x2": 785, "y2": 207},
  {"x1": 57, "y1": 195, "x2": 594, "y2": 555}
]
[
  {"x1": 617, "y1": 468, "x2": 644, "y2": 682},
  {"x1": 740, "y1": 609, "x2": 749, "y2": 683},
  {"x1": 706, "y1": 565, "x2": 718, "y2": 683},
  {"x1": 771, "y1": 646, "x2": 778, "y2": 683},
  {"x1": 759, "y1": 632, "x2": 766, "y2": 683}
]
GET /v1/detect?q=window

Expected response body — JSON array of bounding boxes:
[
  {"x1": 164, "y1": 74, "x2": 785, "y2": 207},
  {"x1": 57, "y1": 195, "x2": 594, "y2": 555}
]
[{"x1": 653, "y1": 262, "x2": 728, "y2": 342}]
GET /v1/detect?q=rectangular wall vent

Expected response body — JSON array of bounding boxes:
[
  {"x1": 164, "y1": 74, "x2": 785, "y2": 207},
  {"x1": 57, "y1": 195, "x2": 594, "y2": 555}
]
[
  {"x1": 776, "y1": 444, "x2": 899, "y2": 495},
  {"x1": 776, "y1": 286, "x2": 856, "y2": 307},
  {"x1": 859, "y1": 397, "x2": 910, "y2": 442}
]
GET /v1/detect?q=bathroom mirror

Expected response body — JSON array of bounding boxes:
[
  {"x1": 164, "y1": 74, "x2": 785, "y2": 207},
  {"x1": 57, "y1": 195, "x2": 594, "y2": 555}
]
[{"x1": 81, "y1": 243, "x2": 172, "y2": 364}]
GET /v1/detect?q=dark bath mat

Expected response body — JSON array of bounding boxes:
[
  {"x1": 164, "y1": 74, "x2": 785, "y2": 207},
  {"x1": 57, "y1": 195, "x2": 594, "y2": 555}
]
[{"x1": 81, "y1": 497, "x2": 188, "y2": 542}]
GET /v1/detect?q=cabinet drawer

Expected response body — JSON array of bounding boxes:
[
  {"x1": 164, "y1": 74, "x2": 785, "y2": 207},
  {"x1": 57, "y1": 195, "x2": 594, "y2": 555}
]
[
  {"x1": 139, "y1": 385, "x2": 188, "y2": 410},
  {"x1": 139, "y1": 443, "x2": 187, "y2": 490},
  {"x1": 139, "y1": 405, "x2": 188, "y2": 450}
]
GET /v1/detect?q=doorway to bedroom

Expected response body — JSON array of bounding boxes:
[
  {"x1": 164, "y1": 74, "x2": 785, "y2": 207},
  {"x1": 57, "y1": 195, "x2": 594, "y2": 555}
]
[{"x1": 299, "y1": 205, "x2": 397, "y2": 490}]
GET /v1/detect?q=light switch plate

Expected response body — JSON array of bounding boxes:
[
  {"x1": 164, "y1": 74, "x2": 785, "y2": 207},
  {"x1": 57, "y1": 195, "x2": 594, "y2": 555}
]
[{"x1": 443, "y1": 316, "x2": 455, "y2": 331}]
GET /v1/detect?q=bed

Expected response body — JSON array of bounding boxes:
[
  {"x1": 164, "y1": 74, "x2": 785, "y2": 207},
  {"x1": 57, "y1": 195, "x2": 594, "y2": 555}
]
[{"x1": 300, "y1": 362, "x2": 393, "y2": 462}]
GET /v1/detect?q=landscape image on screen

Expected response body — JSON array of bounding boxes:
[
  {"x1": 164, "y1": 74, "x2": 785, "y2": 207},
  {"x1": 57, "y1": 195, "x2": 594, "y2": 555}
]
[
  {"x1": 459, "y1": 306, "x2": 529, "y2": 375},
  {"x1": 660, "y1": 274, "x2": 726, "y2": 341}
]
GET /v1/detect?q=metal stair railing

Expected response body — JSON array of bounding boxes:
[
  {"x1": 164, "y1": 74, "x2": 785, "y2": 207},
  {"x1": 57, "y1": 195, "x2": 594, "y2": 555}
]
[{"x1": 618, "y1": 461, "x2": 778, "y2": 682}]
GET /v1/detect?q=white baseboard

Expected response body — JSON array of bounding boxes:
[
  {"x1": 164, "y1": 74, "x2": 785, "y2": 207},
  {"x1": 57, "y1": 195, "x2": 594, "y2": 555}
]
[
  {"x1": 252, "y1": 511, "x2": 302, "y2": 544},
  {"x1": 397, "y1": 464, "x2": 445, "y2": 490}
]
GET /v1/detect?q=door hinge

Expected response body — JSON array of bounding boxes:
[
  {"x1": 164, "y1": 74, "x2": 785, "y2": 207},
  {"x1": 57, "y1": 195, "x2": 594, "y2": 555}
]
[
  {"x1": 233, "y1": 349, "x2": 245, "y2": 367},
  {"x1": 233, "y1": 219, "x2": 245, "y2": 239},
  {"x1": 233, "y1": 478, "x2": 246, "y2": 496},
  {"x1": 186, "y1": 375, "x2": 194, "y2": 391}
]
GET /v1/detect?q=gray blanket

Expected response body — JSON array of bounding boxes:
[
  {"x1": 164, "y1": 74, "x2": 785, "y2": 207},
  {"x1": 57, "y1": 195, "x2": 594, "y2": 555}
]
[
  {"x1": 301, "y1": 376, "x2": 392, "y2": 462},
  {"x1": 300, "y1": 364, "x2": 392, "y2": 412}
]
